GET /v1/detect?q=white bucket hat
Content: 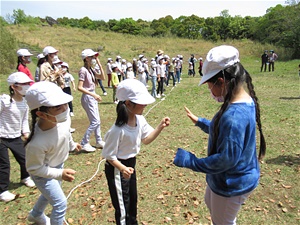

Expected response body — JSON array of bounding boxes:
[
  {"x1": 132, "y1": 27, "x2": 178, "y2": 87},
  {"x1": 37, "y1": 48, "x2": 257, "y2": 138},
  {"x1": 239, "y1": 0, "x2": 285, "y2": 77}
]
[
  {"x1": 7, "y1": 72, "x2": 33, "y2": 85},
  {"x1": 117, "y1": 79, "x2": 155, "y2": 105},
  {"x1": 25, "y1": 81, "x2": 73, "y2": 110},
  {"x1": 17, "y1": 49, "x2": 33, "y2": 57},
  {"x1": 37, "y1": 53, "x2": 45, "y2": 60},
  {"x1": 199, "y1": 45, "x2": 240, "y2": 86}
]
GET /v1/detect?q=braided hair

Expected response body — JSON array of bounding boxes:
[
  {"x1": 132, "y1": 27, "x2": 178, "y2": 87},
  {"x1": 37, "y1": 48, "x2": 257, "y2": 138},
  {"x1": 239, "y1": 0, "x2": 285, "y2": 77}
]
[{"x1": 208, "y1": 62, "x2": 266, "y2": 160}]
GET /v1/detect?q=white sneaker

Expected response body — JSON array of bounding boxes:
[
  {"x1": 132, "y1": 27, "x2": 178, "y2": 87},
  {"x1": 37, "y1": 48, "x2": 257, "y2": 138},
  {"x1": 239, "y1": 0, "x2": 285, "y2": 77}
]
[
  {"x1": 21, "y1": 177, "x2": 35, "y2": 188},
  {"x1": 70, "y1": 128, "x2": 76, "y2": 133},
  {"x1": 156, "y1": 94, "x2": 161, "y2": 99},
  {"x1": 96, "y1": 141, "x2": 105, "y2": 149},
  {"x1": 103, "y1": 92, "x2": 107, "y2": 96},
  {"x1": 114, "y1": 100, "x2": 119, "y2": 104},
  {"x1": 28, "y1": 211, "x2": 50, "y2": 225},
  {"x1": 0, "y1": 191, "x2": 16, "y2": 202},
  {"x1": 81, "y1": 143, "x2": 96, "y2": 152},
  {"x1": 161, "y1": 93, "x2": 166, "y2": 97},
  {"x1": 70, "y1": 112, "x2": 74, "y2": 117}
]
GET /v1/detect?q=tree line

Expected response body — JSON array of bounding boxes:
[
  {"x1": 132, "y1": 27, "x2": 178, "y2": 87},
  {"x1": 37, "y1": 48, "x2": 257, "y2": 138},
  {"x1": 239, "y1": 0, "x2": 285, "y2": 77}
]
[{"x1": 2, "y1": 2, "x2": 300, "y2": 58}]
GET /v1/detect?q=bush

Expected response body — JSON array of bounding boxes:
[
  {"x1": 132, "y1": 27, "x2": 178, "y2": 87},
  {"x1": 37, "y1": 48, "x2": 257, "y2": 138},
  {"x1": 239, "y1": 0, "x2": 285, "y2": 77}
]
[{"x1": 0, "y1": 22, "x2": 18, "y2": 75}]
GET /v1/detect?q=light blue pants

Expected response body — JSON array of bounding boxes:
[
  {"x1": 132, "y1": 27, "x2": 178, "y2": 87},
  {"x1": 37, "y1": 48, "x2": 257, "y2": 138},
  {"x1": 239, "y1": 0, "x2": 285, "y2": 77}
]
[
  {"x1": 151, "y1": 76, "x2": 157, "y2": 97},
  {"x1": 30, "y1": 164, "x2": 66, "y2": 225},
  {"x1": 81, "y1": 93, "x2": 102, "y2": 145}
]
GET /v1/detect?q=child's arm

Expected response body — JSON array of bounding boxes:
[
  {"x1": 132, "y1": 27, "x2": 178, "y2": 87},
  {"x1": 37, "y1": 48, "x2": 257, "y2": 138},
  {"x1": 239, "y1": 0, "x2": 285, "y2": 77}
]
[{"x1": 142, "y1": 117, "x2": 170, "y2": 145}]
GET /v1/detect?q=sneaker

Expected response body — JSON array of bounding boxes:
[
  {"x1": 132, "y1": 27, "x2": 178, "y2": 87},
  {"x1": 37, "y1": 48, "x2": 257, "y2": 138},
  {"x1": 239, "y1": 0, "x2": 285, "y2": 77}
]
[
  {"x1": 81, "y1": 143, "x2": 96, "y2": 152},
  {"x1": 0, "y1": 191, "x2": 16, "y2": 202},
  {"x1": 21, "y1": 177, "x2": 35, "y2": 188},
  {"x1": 96, "y1": 141, "x2": 105, "y2": 149},
  {"x1": 161, "y1": 93, "x2": 166, "y2": 97},
  {"x1": 156, "y1": 94, "x2": 161, "y2": 99},
  {"x1": 70, "y1": 112, "x2": 74, "y2": 117},
  {"x1": 28, "y1": 211, "x2": 50, "y2": 225},
  {"x1": 114, "y1": 100, "x2": 118, "y2": 104},
  {"x1": 70, "y1": 128, "x2": 76, "y2": 133},
  {"x1": 103, "y1": 92, "x2": 107, "y2": 96}
]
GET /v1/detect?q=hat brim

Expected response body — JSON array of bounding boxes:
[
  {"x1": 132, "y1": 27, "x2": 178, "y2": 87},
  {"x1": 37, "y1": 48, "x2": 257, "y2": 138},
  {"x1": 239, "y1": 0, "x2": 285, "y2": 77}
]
[
  {"x1": 43, "y1": 92, "x2": 73, "y2": 108},
  {"x1": 198, "y1": 69, "x2": 221, "y2": 86},
  {"x1": 131, "y1": 93, "x2": 155, "y2": 105}
]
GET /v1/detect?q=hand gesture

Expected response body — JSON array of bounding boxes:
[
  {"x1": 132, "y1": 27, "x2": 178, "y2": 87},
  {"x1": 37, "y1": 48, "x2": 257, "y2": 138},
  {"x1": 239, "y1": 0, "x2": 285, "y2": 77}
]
[
  {"x1": 62, "y1": 169, "x2": 76, "y2": 182},
  {"x1": 160, "y1": 117, "x2": 170, "y2": 128},
  {"x1": 93, "y1": 93, "x2": 102, "y2": 102},
  {"x1": 73, "y1": 143, "x2": 82, "y2": 152},
  {"x1": 184, "y1": 106, "x2": 198, "y2": 124}
]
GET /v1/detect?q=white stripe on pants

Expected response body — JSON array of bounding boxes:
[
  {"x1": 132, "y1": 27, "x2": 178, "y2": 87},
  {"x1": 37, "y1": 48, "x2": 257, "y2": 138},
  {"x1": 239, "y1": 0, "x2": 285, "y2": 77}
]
[
  {"x1": 204, "y1": 185, "x2": 251, "y2": 225},
  {"x1": 80, "y1": 93, "x2": 102, "y2": 145}
]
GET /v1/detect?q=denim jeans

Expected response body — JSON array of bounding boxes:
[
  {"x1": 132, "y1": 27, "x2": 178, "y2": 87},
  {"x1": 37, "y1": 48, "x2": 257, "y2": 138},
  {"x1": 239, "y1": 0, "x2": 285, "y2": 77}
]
[
  {"x1": 176, "y1": 70, "x2": 181, "y2": 83},
  {"x1": 151, "y1": 76, "x2": 157, "y2": 97},
  {"x1": 30, "y1": 163, "x2": 67, "y2": 225}
]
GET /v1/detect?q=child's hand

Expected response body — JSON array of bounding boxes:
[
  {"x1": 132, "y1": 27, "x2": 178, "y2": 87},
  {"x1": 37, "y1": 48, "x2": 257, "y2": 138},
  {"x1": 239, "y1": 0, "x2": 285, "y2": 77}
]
[
  {"x1": 62, "y1": 169, "x2": 76, "y2": 182},
  {"x1": 160, "y1": 117, "x2": 170, "y2": 128},
  {"x1": 184, "y1": 106, "x2": 198, "y2": 124},
  {"x1": 73, "y1": 143, "x2": 82, "y2": 152},
  {"x1": 121, "y1": 167, "x2": 134, "y2": 179}
]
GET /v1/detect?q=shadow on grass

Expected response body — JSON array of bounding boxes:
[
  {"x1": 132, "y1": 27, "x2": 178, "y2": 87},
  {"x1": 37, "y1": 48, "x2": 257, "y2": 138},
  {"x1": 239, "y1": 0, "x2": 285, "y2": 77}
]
[
  {"x1": 279, "y1": 96, "x2": 300, "y2": 100},
  {"x1": 8, "y1": 181, "x2": 23, "y2": 191},
  {"x1": 266, "y1": 154, "x2": 300, "y2": 166}
]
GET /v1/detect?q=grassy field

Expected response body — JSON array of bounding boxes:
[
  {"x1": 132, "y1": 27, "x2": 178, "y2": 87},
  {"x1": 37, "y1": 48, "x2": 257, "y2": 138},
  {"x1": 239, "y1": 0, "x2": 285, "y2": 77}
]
[{"x1": 0, "y1": 25, "x2": 299, "y2": 225}]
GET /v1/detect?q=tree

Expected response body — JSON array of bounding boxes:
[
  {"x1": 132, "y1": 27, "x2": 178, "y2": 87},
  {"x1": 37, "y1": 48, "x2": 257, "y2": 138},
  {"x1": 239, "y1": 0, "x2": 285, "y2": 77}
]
[{"x1": 111, "y1": 18, "x2": 141, "y2": 35}]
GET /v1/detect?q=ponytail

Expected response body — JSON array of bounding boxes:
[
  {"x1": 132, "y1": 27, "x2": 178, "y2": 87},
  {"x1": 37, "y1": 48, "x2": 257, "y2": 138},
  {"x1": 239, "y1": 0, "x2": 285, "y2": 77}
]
[{"x1": 115, "y1": 101, "x2": 128, "y2": 127}]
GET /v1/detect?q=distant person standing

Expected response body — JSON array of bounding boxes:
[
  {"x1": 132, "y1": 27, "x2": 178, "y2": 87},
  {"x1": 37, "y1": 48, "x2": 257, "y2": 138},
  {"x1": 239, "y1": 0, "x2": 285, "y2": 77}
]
[
  {"x1": 260, "y1": 50, "x2": 269, "y2": 72},
  {"x1": 198, "y1": 57, "x2": 203, "y2": 76},
  {"x1": 16, "y1": 49, "x2": 34, "y2": 85},
  {"x1": 268, "y1": 50, "x2": 278, "y2": 72},
  {"x1": 35, "y1": 54, "x2": 46, "y2": 82},
  {"x1": 189, "y1": 54, "x2": 196, "y2": 76},
  {"x1": 106, "y1": 58, "x2": 113, "y2": 88}
]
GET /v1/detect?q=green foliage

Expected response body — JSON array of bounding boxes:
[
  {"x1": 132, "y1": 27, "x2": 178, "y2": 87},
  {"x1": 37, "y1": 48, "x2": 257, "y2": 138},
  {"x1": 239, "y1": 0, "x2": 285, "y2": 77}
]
[
  {"x1": 111, "y1": 18, "x2": 141, "y2": 35},
  {"x1": 0, "y1": 24, "x2": 17, "y2": 75}
]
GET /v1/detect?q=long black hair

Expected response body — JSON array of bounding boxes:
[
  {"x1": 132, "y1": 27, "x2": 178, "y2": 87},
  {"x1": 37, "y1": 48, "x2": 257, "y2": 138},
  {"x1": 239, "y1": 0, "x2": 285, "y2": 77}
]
[
  {"x1": 208, "y1": 62, "x2": 266, "y2": 160},
  {"x1": 24, "y1": 106, "x2": 49, "y2": 147}
]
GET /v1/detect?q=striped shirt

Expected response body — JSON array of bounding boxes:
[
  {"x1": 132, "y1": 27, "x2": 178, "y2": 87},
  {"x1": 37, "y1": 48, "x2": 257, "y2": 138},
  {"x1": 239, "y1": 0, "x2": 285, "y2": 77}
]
[{"x1": 0, "y1": 94, "x2": 30, "y2": 138}]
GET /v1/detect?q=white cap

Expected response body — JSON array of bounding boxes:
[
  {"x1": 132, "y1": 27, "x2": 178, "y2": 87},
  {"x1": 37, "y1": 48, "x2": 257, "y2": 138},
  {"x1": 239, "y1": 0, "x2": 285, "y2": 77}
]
[
  {"x1": 111, "y1": 63, "x2": 118, "y2": 69},
  {"x1": 157, "y1": 49, "x2": 164, "y2": 55},
  {"x1": 150, "y1": 61, "x2": 157, "y2": 66},
  {"x1": 81, "y1": 49, "x2": 99, "y2": 60},
  {"x1": 141, "y1": 58, "x2": 147, "y2": 62},
  {"x1": 138, "y1": 66, "x2": 144, "y2": 73},
  {"x1": 116, "y1": 79, "x2": 155, "y2": 105},
  {"x1": 25, "y1": 81, "x2": 73, "y2": 110},
  {"x1": 199, "y1": 45, "x2": 240, "y2": 86},
  {"x1": 43, "y1": 46, "x2": 58, "y2": 56},
  {"x1": 7, "y1": 72, "x2": 33, "y2": 85},
  {"x1": 139, "y1": 54, "x2": 144, "y2": 59},
  {"x1": 126, "y1": 62, "x2": 132, "y2": 68},
  {"x1": 107, "y1": 58, "x2": 112, "y2": 61},
  {"x1": 164, "y1": 55, "x2": 170, "y2": 59},
  {"x1": 116, "y1": 55, "x2": 122, "y2": 59},
  {"x1": 37, "y1": 53, "x2": 45, "y2": 60},
  {"x1": 52, "y1": 56, "x2": 62, "y2": 64},
  {"x1": 133, "y1": 58, "x2": 137, "y2": 61},
  {"x1": 121, "y1": 59, "x2": 126, "y2": 63},
  {"x1": 17, "y1": 49, "x2": 33, "y2": 57},
  {"x1": 61, "y1": 62, "x2": 69, "y2": 68},
  {"x1": 198, "y1": 57, "x2": 203, "y2": 61}
]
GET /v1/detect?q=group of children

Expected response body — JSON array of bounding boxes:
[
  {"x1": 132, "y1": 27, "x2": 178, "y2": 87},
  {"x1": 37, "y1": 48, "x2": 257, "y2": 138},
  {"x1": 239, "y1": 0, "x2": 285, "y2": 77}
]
[{"x1": 1, "y1": 45, "x2": 266, "y2": 225}]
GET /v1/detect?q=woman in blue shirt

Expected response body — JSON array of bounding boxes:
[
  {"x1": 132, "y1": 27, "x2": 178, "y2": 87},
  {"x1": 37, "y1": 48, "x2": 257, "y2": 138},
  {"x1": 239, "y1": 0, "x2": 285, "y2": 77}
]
[{"x1": 174, "y1": 45, "x2": 266, "y2": 225}]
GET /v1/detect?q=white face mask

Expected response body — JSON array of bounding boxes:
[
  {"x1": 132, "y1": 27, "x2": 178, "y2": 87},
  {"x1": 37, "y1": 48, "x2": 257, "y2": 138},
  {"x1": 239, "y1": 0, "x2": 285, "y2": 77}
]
[
  {"x1": 56, "y1": 64, "x2": 61, "y2": 69},
  {"x1": 62, "y1": 68, "x2": 67, "y2": 72},
  {"x1": 17, "y1": 85, "x2": 30, "y2": 96},
  {"x1": 44, "y1": 107, "x2": 69, "y2": 123},
  {"x1": 210, "y1": 89, "x2": 224, "y2": 103},
  {"x1": 91, "y1": 59, "x2": 97, "y2": 66}
]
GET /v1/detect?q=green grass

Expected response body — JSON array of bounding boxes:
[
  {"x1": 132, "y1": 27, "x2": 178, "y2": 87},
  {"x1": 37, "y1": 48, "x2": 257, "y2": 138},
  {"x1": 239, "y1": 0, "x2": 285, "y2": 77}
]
[{"x1": 0, "y1": 25, "x2": 299, "y2": 225}]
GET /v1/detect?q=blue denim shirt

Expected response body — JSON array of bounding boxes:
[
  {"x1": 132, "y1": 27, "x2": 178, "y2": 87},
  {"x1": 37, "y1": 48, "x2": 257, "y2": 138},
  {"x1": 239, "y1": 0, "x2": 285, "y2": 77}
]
[{"x1": 174, "y1": 101, "x2": 260, "y2": 197}]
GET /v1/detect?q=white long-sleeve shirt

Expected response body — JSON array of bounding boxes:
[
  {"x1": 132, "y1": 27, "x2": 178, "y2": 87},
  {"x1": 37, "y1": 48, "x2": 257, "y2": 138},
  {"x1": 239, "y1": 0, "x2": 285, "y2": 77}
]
[
  {"x1": 26, "y1": 117, "x2": 76, "y2": 180},
  {"x1": 0, "y1": 94, "x2": 30, "y2": 138}
]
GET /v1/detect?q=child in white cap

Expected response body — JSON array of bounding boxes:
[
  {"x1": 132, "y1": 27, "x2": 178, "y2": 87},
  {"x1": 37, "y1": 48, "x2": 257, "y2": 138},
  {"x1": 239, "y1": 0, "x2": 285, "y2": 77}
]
[
  {"x1": 102, "y1": 79, "x2": 170, "y2": 225},
  {"x1": 35, "y1": 53, "x2": 46, "y2": 82},
  {"x1": 16, "y1": 49, "x2": 34, "y2": 85},
  {"x1": 77, "y1": 49, "x2": 106, "y2": 152},
  {"x1": 173, "y1": 45, "x2": 266, "y2": 225},
  {"x1": 39, "y1": 46, "x2": 59, "y2": 82},
  {"x1": 125, "y1": 62, "x2": 135, "y2": 79},
  {"x1": 0, "y1": 72, "x2": 35, "y2": 202},
  {"x1": 111, "y1": 63, "x2": 120, "y2": 103},
  {"x1": 24, "y1": 81, "x2": 81, "y2": 225}
]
